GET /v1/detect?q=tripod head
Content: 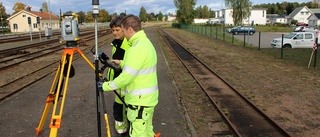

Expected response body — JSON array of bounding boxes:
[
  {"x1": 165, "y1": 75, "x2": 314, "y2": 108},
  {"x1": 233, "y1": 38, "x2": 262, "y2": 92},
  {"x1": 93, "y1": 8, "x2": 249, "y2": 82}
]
[{"x1": 60, "y1": 12, "x2": 80, "y2": 47}]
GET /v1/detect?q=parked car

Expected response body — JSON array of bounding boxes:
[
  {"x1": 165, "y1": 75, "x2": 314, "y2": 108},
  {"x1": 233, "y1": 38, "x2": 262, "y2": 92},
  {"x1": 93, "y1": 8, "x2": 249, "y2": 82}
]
[
  {"x1": 230, "y1": 26, "x2": 256, "y2": 35},
  {"x1": 296, "y1": 22, "x2": 308, "y2": 26},
  {"x1": 226, "y1": 26, "x2": 241, "y2": 33},
  {"x1": 293, "y1": 26, "x2": 318, "y2": 32},
  {"x1": 271, "y1": 32, "x2": 315, "y2": 48},
  {"x1": 293, "y1": 26, "x2": 306, "y2": 32}
]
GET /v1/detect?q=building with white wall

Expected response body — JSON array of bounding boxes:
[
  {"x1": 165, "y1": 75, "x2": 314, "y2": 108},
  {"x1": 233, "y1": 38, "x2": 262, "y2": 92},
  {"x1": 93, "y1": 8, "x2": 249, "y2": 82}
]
[{"x1": 213, "y1": 7, "x2": 267, "y2": 26}]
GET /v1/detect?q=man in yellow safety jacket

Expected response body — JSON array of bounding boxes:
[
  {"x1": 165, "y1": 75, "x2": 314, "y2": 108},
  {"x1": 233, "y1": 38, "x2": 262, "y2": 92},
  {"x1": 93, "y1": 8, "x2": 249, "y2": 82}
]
[{"x1": 100, "y1": 14, "x2": 159, "y2": 137}]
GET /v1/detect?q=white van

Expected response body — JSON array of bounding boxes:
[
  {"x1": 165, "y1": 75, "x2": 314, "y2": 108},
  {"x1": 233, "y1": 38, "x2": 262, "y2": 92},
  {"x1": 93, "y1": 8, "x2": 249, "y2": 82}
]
[{"x1": 271, "y1": 32, "x2": 316, "y2": 48}]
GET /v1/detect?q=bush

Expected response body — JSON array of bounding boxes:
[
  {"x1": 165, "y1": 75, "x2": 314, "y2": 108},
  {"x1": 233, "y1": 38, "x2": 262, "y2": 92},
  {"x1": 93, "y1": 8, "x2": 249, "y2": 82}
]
[
  {"x1": 274, "y1": 22, "x2": 287, "y2": 27},
  {"x1": 172, "y1": 23, "x2": 180, "y2": 28},
  {"x1": 291, "y1": 20, "x2": 298, "y2": 25},
  {"x1": 0, "y1": 28, "x2": 10, "y2": 33}
]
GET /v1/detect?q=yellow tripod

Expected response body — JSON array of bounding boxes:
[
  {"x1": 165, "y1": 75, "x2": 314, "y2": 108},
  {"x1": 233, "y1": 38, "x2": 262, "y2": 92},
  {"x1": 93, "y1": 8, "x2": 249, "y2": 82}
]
[{"x1": 35, "y1": 47, "x2": 111, "y2": 137}]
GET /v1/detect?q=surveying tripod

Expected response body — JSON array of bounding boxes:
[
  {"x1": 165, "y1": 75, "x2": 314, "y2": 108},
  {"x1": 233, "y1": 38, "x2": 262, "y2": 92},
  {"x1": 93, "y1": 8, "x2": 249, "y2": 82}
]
[
  {"x1": 35, "y1": 45, "x2": 114, "y2": 137},
  {"x1": 35, "y1": 12, "x2": 112, "y2": 137}
]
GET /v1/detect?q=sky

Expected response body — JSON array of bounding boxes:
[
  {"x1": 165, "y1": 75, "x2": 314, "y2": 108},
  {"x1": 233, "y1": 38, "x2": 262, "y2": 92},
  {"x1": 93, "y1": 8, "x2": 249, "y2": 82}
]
[{"x1": 1, "y1": 0, "x2": 313, "y2": 16}]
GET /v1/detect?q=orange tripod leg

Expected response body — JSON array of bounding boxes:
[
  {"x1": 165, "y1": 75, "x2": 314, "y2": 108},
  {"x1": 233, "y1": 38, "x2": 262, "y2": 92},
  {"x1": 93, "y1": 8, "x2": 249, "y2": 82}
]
[
  {"x1": 35, "y1": 48, "x2": 75, "y2": 136},
  {"x1": 49, "y1": 48, "x2": 75, "y2": 137},
  {"x1": 35, "y1": 60, "x2": 63, "y2": 136}
]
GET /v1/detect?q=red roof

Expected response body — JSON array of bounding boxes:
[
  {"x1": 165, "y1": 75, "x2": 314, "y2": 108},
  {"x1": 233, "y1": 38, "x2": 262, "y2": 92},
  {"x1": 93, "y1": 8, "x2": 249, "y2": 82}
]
[{"x1": 28, "y1": 11, "x2": 59, "y2": 20}]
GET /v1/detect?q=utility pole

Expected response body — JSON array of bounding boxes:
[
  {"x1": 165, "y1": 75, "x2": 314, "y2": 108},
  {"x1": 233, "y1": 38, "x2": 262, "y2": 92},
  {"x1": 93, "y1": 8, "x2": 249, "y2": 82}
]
[
  {"x1": 49, "y1": 0, "x2": 51, "y2": 28},
  {"x1": 0, "y1": 8, "x2": 4, "y2": 35},
  {"x1": 247, "y1": 6, "x2": 251, "y2": 46}
]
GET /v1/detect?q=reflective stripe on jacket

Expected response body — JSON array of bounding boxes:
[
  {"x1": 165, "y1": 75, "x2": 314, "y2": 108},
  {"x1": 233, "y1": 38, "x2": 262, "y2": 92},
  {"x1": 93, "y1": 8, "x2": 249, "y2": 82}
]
[{"x1": 102, "y1": 30, "x2": 159, "y2": 106}]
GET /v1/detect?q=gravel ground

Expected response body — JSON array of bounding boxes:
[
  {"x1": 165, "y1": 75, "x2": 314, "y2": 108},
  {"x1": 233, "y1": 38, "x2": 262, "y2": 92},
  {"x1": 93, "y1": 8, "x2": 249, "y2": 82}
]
[{"x1": 159, "y1": 26, "x2": 320, "y2": 137}]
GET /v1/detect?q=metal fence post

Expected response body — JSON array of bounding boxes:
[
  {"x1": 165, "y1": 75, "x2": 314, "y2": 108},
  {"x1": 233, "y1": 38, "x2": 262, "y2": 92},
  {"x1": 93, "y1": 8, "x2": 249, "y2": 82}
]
[
  {"x1": 281, "y1": 34, "x2": 284, "y2": 59},
  {"x1": 313, "y1": 39, "x2": 318, "y2": 68},
  {"x1": 244, "y1": 33, "x2": 246, "y2": 47},
  {"x1": 258, "y1": 32, "x2": 261, "y2": 50},
  {"x1": 216, "y1": 27, "x2": 217, "y2": 39}
]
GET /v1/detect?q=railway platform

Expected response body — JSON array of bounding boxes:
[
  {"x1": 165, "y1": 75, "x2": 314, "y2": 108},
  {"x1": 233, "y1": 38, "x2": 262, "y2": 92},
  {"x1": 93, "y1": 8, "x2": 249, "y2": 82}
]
[{"x1": 0, "y1": 28, "x2": 192, "y2": 137}]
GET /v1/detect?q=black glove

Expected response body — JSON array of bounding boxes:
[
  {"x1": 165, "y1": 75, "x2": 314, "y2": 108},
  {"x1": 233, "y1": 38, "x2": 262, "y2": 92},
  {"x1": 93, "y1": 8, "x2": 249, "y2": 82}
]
[{"x1": 97, "y1": 77, "x2": 104, "y2": 91}]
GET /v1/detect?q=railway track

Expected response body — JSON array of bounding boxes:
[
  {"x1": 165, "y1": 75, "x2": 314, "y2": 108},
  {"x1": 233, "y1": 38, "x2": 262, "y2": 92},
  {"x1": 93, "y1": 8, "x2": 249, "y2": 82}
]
[
  {"x1": 0, "y1": 29, "x2": 111, "y2": 102},
  {"x1": 0, "y1": 31, "x2": 61, "y2": 44},
  {"x1": 0, "y1": 28, "x2": 96, "y2": 44},
  {"x1": 157, "y1": 28, "x2": 292, "y2": 137},
  {"x1": 0, "y1": 29, "x2": 107, "y2": 70}
]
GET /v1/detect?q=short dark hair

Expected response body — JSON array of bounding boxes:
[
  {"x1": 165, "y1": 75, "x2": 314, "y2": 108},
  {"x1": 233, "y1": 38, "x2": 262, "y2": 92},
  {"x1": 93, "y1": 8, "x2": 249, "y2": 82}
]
[
  {"x1": 110, "y1": 16, "x2": 124, "y2": 28},
  {"x1": 121, "y1": 14, "x2": 141, "y2": 32}
]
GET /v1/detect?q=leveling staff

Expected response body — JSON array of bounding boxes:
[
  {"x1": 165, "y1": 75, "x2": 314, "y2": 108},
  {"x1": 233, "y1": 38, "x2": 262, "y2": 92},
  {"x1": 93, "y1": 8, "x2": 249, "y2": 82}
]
[{"x1": 99, "y1": 15, "x2": 159, "y2": 137}]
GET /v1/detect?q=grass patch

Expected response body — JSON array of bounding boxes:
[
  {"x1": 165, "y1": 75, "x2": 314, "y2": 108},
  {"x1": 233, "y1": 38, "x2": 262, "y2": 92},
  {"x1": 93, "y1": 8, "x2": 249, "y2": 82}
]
[
  {"x1": 254, "y1": 25, "x2": 293, "y2": 32},
  {"x1": 261, "y1": 48, "x2": 320, "y2": 67}
]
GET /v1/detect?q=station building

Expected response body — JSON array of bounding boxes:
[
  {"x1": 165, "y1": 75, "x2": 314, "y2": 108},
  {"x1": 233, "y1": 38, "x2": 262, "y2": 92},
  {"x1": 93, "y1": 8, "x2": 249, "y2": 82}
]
[{"x1": 6, "y1": 7, "x2": 60, "y2": 33}]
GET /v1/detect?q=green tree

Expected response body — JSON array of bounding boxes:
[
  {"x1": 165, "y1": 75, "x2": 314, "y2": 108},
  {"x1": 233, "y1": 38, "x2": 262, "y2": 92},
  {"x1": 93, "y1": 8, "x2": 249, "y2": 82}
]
[
  {"x1": 291, "y1": 19, "x2": 297, "y2": 25},
  {"x1": 157, "y1": 11, "x2": 163, "y2": 21},
  {"x1": 77, "y1": 11, "x2": 85, "y2": 24},
  {"x1": 195, "y1": 6, "x2": 202, "y2": 18},
  {"x1": 147, "y1": 13, "x2": 155, "y2": 21},
  {"x1": 12, "y1": 2, "x2": 26, "y2": 15},
  {"x1": 98, "y1": 9, "x2": 109, "y2": 22},
  {"x1": 139, "y1": 6, "x2": 147, "y2": 22},
  {"x1": 0, "y1": 3, "x2": 6, "y2": 17},
  {"x1": 225, "y1": 0, "x2": 252, "y2": 26},
  {"x1": 0, "y1": 2, "x2": 8, "y2": 26},
  {"x1": 85, "y1": 11, "x2": 94, "y2": 23},
  {"x1": 41, "y1": 2, "x2": 48, "y2": 12},
  {"x1": 195, "y1": 5, "x2": 214, "y2": 18},
  {"x1": 202, "y1": 5, "x2": 210, "y2": 18},
  {"x1": 209, "y1": 8, "x2": 215, "y2": 18},
  {"x1": 174, "y1": 0, "x2": 196, "y2": 24}
]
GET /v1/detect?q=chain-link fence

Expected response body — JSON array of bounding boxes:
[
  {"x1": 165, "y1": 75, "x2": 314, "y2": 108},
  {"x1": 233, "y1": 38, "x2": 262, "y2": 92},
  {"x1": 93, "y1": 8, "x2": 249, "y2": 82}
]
[{"x1": 172, "y1": 23, "x2": 320, "y2": 68}]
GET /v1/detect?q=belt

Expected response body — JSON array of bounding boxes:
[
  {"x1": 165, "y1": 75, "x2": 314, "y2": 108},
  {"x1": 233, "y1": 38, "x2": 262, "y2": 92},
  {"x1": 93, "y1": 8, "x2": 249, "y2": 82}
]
[
  {"x1": 127, "y1": 104, "x2": 151, "y2": 110},
  {"x1": 127, "y1": 104, "x2": 152, "y2": 119}
]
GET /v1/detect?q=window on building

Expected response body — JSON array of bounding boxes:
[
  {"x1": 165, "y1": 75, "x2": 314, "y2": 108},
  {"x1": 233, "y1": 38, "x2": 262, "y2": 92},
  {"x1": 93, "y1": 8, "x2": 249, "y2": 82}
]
[
  {"x1": 13, "y1": 24, "x2": 18, "y2": 29},
  {"x1": 301, "y1": 12, "x2": 304, "y2": 15},
  {"x1": 306, "y1": 12, "x2": 309, "y2": 15},
  {"x1": 23, "y1": 15, "x2": 26, "y2": 17},
  {"x1": 263, "y1": 11, "x2": 264, "y2": 17},
  {"x1": 33, "y1": 23, "x2": 38, "y2": 29}
]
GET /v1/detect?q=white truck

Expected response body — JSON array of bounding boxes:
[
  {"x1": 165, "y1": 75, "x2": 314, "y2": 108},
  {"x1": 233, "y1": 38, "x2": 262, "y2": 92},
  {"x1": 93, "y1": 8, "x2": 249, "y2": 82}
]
[{"x1": 271, "y1": 32, "x2": 317, "y2": 48}]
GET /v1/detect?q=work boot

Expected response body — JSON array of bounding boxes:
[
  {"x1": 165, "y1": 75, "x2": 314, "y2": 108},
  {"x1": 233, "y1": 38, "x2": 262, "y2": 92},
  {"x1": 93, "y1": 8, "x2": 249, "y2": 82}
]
[{"x1": 115, "y1": 120, "x2": 128, "y2": 134}]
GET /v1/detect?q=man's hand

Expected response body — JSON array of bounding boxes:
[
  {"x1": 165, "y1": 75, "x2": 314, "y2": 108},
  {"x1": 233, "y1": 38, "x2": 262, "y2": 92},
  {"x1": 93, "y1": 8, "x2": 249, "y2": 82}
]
[
  {"x1": 110, "y1": 59, "x2": 121, "y2": 66},
  {"x1": 97, "y1": 77, "x2": 104, "y2": 91}
]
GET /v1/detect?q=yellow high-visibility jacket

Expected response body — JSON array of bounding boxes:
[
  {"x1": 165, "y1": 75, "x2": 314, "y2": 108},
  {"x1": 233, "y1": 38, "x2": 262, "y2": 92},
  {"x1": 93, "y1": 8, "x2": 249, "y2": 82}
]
[
  {"x1": 102, "y1": 30, "x2": 158, "y2": 106},
  {"x1": 108, "y1": 38, "x2": 129, "y2": 80},
  {"x1": 107, "y1": 38, "x2": 129, "y2": 104}
]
